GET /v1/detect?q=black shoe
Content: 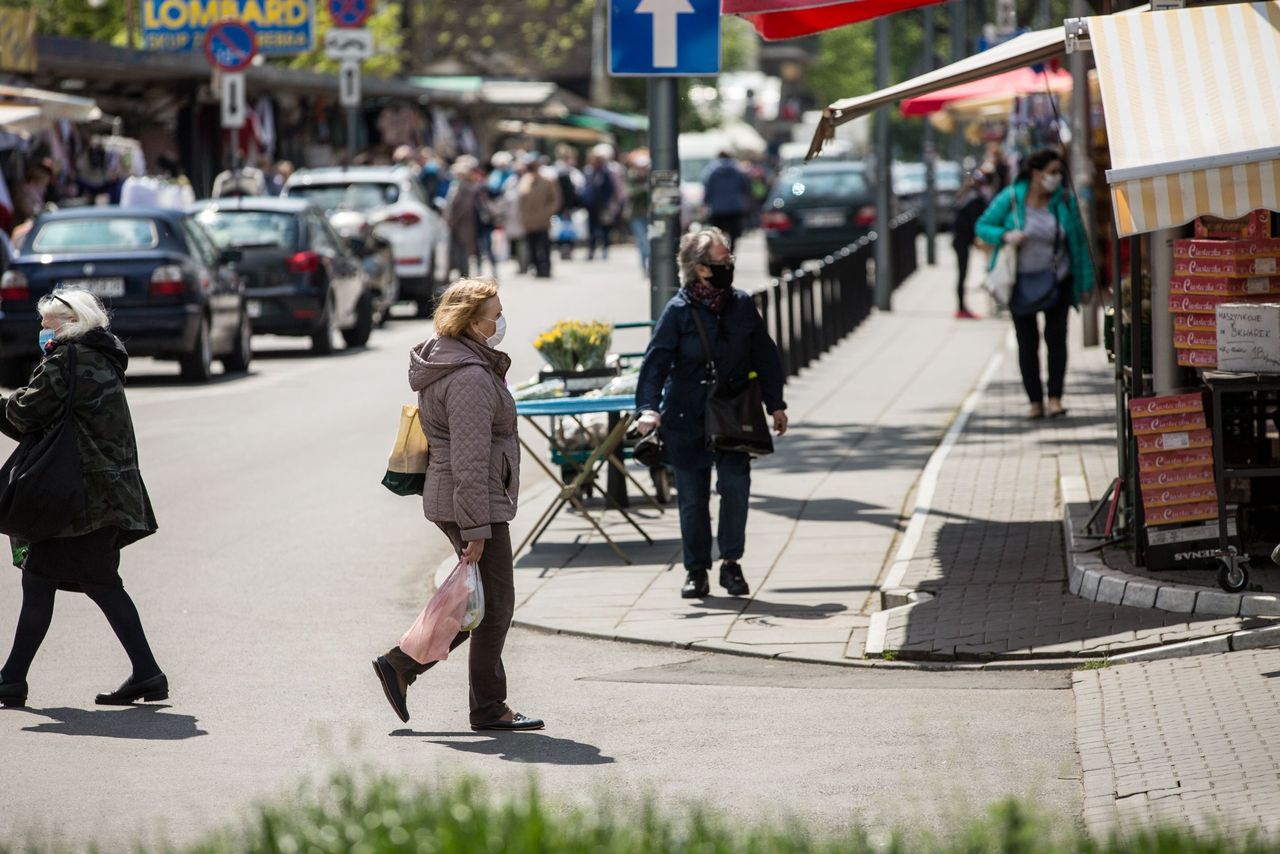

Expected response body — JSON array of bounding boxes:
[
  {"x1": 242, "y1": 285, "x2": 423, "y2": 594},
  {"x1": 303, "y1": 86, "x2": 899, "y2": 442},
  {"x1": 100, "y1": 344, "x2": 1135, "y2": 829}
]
[
  {"x1": 471, "y1": 712, "x2": 544, "y2": 731},
  {"x1": 681, "y1": 570, "x2": 710, "y2": 599},
  {"x1": 0, "y1": 680, "x2": 27, "y2": 708},
  {"x1": 720, "y1": 561, "x2": 750, "y2": 597},
  {"x1": 95, "y1": 672, "x2": 168, "y2": 705},
  {"x1": 372, "y1": 656, "x2": 409, "y2": 724}
]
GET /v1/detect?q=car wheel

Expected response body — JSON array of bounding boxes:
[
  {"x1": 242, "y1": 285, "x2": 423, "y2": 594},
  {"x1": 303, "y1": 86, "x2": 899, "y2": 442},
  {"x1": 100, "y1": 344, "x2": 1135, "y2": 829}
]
[
  {"x1": 221, "y1": 311, "x2": 253, "y2": 374},
  {"x1": 311, "y1": 295, "x2": 338, "y2": 355},
  {"x1": 0, "y1": 358, "x2": 35, "y2": 389},
  {"x1": 342, "y1": 291, "x2": 375, "y2": 348},
  {"x1": 180, "y1": 316, "x2": 214, "y2": 382}
]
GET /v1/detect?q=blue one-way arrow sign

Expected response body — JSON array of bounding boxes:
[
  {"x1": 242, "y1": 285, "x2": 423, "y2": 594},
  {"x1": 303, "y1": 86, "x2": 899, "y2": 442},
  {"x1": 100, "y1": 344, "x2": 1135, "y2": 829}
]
[{"x1": 609, "y1": 0, "x2": 720, "y2": 77}]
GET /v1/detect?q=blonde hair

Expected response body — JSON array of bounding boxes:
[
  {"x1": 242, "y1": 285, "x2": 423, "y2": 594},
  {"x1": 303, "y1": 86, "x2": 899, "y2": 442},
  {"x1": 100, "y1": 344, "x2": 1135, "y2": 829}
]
[
  {"x1": 434, "y1": 277, "x2": 499, "y2": 338},
  {"x1": 678, "y1": 227, "x2": 730, "y2": 286},
  {"x1": 37, "y1": 287, "x2": 110, "y2": 341}
]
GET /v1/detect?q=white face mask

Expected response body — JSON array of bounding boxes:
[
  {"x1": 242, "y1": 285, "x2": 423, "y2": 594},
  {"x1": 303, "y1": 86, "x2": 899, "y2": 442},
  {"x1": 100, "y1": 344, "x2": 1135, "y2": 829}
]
[
  {"x1": 1040, "y1": 173, "x2": 1063, "y2": 193},
  {"x1": 481, "y1": 315, "x2": 506, "y2": 348}
]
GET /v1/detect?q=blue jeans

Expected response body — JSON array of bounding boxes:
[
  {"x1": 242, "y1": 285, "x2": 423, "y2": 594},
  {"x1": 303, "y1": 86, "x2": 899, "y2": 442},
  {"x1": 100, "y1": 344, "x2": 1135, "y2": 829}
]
[
  {"x1": 674, "y1": 452, "x2": 751, "y2": 572},
  {"x1": 629, "y1": 216, "x2": 650, "y2": 273}
]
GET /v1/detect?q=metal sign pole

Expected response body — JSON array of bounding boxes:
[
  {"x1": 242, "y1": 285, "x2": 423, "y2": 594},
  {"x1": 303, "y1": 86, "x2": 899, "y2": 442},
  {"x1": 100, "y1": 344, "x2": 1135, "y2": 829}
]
[
  {"x1": 874, "y1": 16, "x2": 894, "y2": 310},
  {"x1": 923, "y1": 5, "x2": 937, "y2": 266},
  {"x1": 648, "y1": 76, "x2": 680, "y2": 320}
]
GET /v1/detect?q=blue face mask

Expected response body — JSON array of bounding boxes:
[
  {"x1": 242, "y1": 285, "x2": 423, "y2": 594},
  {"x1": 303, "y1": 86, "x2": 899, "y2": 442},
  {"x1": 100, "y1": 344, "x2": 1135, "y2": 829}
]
[{"x1": 38, "y1": 329, "x2": 55, "y2": 353}]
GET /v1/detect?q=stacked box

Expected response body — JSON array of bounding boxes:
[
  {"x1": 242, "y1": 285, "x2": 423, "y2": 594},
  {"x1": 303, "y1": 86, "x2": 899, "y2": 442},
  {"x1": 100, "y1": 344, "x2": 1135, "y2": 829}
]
[
  {"x1": 1170, "y1": 230, "x2": 1280, "y2": 369},
  {"x1": 1129, "y1": 393, "x2": 1219, "y2": 528}
]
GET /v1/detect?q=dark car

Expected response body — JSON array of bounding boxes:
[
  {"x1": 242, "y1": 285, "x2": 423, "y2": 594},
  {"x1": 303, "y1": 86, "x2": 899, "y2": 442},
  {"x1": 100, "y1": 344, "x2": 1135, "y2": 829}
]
[
  {"x1": 762, "y1": 162, "x2": 877, "y2": 276},
  {"x1": 0, "y1": 207, "x2": 251, "y2": 385},
  {"x1": 894, "y1": 160, "x2": 963, "y2": 230},
  {"x1": 191, "y1": 198, "x2": 371, "y2": 354}
]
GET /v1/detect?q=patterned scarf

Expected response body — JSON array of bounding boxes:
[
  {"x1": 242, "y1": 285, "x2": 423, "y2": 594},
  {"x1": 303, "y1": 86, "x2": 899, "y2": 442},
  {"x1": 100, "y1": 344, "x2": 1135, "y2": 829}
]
[{"x1": 683, "y1": 278, "x2": 729, "y2": 314}]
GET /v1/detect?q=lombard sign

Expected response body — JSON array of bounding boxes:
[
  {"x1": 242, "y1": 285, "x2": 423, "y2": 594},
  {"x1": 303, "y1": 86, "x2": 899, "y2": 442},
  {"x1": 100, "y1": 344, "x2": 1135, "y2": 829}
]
[{"x1": 143, "y1": 0, "x2": 315, "y2": 54}]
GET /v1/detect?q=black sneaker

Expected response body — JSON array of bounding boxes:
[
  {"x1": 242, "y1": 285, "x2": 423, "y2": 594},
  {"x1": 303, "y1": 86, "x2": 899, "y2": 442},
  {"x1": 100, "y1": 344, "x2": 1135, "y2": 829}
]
[
  {"x1": 720, "y1": 561, "x2": 750, "y2": 597},
  {"x1": 681, "y1": 570, "x2": 710, "y2": 599}
]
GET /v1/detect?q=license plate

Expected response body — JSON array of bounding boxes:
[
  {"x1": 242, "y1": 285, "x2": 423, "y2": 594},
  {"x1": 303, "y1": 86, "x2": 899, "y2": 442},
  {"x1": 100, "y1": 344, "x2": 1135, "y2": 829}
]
[
  {"x1": 246, "y1": 300, "x2": 262, "y2": 319},
  {"x1": 59, "y1": 277, "x2": 125, "y2": 298},
  {"x1": 804, "y1": 211, "x2": 846, "y2": 228}
]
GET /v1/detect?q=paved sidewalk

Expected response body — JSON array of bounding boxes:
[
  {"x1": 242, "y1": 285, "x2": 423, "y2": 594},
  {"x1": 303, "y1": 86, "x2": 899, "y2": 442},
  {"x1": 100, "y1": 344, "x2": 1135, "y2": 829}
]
[{"x1": 509, "y1": 247, "x2": 1256, "y2": 664}]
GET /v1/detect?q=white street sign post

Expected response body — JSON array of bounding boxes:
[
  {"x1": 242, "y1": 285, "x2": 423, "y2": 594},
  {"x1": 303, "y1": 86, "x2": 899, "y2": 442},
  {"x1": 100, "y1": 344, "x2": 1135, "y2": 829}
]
[
  {"x1": 324, "y1": 28, "x2": 373, "y2": 61},
  {"x1": 339, "y1": 60, "x2": 361, "y2": 106},
  {"x1": 221, "y1": 71, "x2": 247, "y2": 129}
]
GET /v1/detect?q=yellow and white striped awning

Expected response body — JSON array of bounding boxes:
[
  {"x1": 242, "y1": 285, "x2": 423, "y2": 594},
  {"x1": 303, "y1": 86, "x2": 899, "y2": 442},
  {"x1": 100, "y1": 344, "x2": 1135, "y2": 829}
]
[{"x1": 1090, "y1": 2, "x2": 1280, "y2": 237}]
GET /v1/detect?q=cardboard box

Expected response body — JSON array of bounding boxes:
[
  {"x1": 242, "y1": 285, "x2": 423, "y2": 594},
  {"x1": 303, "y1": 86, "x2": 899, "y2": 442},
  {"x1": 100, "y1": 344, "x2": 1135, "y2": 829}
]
[
  {"x1": 1170, "y1": 275, "x2": 1280, "y2": 296},
  {"x1": 1129, "y1": 392, "x2": 1205, "y2": 417},
  {"x1": 1175, "y1": 313, "x2": 1218, "y2": 331},
  {"x1": 1175, "y1": 256, "x2": 1280, "y2": 277},
  {"x1": 1216, "y1": 302, "x2": 1280, "y2": 373},
  {"x1": 1177, "y1": 348, "x2": 1218, "y2": 368},
  {"x1": 1142, "y1": 482, "x2": 1218, "y2": 508},
  {"x1": 1137, "y1": 429, "x2": 1214, "y2": 454},
  {"x1": 1131, "y1": 411, "x2": 1208, "y2": 435},
  {"x1": 1174, "y1": 329, "x2": 1217, "y2": 350},
  {"x1": 1138, "y1": 446, "x2": 1215, "y2": 471},
  {"x1": 1144, "y1": 500, "x2": 1220, "y2": 527},
  {"x1": 1139, "y1": 464, "x2": 1215, "y2": 490},
  {"x1": 1170, "y1": 292, "x2": 1275, "y2": 314},
  {"x1": 1174, "y1": 238, "x2": 1280, "y2": 260},
  {"x1": 1146, "y1": 518, "x2": 1237, "y2": 571},
  {"x1": 1195, "y1": 210, "x2": 1273, "y2": 239}
]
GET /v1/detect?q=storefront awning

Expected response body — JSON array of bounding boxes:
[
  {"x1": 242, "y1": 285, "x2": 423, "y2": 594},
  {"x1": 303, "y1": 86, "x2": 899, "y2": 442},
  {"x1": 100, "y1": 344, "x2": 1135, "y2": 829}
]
[
  {"x1": 900, "y1": 66, "x2": 1072, "y2": 117},
  {"x1": 725, "y1": 0, "x2": 947, "y2": 40},
  {"x1": 494, "y1": 120, "x2": 613, "y2": 144},
  {"x1": 806, "y1": 25, "x2": 1065, "y2": 159},
  {"x1": 0, "y1": 84, "x2": 101, "y2": 124},
  {"x1": 0, "y1": 104, "x2": 44, "y2": 134},
  {"x1": 1090, "y1": 1, "x2": 1280, "y2": 236}
]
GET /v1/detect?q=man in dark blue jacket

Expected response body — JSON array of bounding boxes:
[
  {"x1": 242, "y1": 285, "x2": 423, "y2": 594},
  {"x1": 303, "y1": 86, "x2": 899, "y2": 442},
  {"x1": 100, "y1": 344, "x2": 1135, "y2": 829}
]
[
  {"x1": 700, "y1": 152, "x2": 751, "y2": 250},
  {"x1": 636, "y1": 228, "x2": 787, "y2": 600}
]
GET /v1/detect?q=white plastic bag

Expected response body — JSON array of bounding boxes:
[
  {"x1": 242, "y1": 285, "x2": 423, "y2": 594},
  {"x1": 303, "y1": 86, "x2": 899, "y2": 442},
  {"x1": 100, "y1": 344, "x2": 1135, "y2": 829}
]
[
  {"x1": 398, "y1": 560, "x2": 485, "y2": 665},
  {"x1": 983, "y1": 246, "x2": 1017, "y2": 307}
]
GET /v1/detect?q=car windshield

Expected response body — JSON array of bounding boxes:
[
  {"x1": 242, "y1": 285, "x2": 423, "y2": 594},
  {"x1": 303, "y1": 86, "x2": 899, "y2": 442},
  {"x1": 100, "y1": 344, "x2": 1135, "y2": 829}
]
[
  {"x1": 289, "y1": 182, "x2": 399, "y2": 212},
  {"x1": 196, "y1": 209, "x2": 300, "y2": 249},
  {"x1": 31, "y1": 217, "x2": 159, "y2": 252},
  {"x1": 774, "y1": 168, "x2": 869, "y2": 201}
]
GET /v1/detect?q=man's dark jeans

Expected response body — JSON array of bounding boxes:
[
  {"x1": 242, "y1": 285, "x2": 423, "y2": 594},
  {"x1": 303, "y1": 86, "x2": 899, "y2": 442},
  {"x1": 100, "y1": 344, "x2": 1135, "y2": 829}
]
[
  {"x1": 385, "y1": 522, "x2": 514, "y2": 726},
  {"x1": 674, "y1": 452, "x2": 751, "y2": 572},
  {"x1": 527, "y1": 230, "x2": 552, "y2": 278}
]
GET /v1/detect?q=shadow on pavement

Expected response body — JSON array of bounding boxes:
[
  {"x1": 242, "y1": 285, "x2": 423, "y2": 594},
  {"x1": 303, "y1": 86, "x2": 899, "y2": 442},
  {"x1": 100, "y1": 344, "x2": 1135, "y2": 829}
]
[
  {"x1": 687, "y1": 597, "x2": 848, "y2": 620},
  {"x1": 389, "y1": 730, "x2": 614, "y2": 765},
  {"x1": 749, "y1": 493, "x2": 905, "y2": 528},
  {"x1": 754, "y1": 421, "x2": 943, "y2": 476},
  {"x1": 13, "y1": 705, "x2": 208, "y2": 740}
]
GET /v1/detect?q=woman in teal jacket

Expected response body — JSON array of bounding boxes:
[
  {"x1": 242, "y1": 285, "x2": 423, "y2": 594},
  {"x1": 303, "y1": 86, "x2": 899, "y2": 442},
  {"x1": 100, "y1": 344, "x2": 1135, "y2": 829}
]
[{"x1": 977, "y1": 148, "x2": 1095, "y2": 418}]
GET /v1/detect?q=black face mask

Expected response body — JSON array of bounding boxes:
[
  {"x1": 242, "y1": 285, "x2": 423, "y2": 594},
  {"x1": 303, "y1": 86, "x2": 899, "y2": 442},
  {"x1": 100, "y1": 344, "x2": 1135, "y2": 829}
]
[{"x1": 707, "y1": 263, "x2": 735, "y2": 290}]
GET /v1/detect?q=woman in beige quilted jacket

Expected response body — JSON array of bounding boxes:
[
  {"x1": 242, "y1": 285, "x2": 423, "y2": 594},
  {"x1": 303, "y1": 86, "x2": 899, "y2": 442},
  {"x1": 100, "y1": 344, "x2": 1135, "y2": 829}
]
[{"x1": 373, "y1": 278, "x2": 543, "y2": 732}]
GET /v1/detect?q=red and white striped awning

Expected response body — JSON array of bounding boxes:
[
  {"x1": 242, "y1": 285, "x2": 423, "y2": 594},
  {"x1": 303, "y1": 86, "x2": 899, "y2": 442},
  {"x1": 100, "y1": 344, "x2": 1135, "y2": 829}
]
[{"x1": 1089, "y1": 1, "x2": 1280, "y2": 236}]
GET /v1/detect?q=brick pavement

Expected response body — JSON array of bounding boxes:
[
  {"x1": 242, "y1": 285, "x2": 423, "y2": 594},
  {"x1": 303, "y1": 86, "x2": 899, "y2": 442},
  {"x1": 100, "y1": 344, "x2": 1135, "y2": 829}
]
[{"x1": 1075, "y1": 649, "x2": 1280, "y2": 837}]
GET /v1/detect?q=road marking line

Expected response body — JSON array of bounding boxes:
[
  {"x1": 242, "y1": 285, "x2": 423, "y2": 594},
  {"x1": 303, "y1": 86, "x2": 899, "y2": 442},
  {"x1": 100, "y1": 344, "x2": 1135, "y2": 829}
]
[{"x1": 879, "y1": 342, "x2": 1006, "y2": 593}]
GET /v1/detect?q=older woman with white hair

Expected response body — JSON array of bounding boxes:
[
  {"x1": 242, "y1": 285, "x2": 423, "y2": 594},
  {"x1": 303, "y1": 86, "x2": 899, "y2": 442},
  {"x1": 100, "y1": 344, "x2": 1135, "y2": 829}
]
[
  {"x1": 0, "y1": 287, "x2": 162, "y2": 709},
  {"x1": 635, "y1": 228, "x2": 788, "y2": 600}
]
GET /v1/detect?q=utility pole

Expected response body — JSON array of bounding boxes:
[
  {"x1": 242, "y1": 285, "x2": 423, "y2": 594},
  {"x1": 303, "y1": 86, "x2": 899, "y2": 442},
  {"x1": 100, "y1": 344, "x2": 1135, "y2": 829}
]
[
  {"x1": 1070, "y1": 0, "x2": 1099, "y2": 347},
  {"x1": 923, "y1": 5, "x2": 937, "y2": 266},
  {"x1": 648, "y1": 78, "x2": 680, "y2": 319},
  {"x1": 948, "y1": 0, "x2": 966, "y2": 164},
  {"x1": 592, "y1": 0, "x2": 612, "y2": 107},
  {"x1": 874, "y1": 16, "x2": 893, "y2": 310}
]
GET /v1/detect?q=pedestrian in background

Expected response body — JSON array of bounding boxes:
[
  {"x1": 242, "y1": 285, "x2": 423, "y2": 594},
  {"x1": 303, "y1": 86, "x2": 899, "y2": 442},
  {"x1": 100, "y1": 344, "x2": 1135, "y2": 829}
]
[
  {"x1": 372, "y1": 278, "x2": 543, "y2": 732},
  {"x1": 581, "y1": 146, "x2": 617, "y2": 261},
  {"x1": 701, "y1": 151, "x2": 751, "y2": 250},
  {"x1": 497, "y1": 157, "x2": 528, "y2": 276},
  {"x1": 553, "y1": 146, "x2": 583, "y2": 260},
  {"x1": 445, "y1": 157, "x2": 479, "y2": 280},
  {"x1": 518, "y1": 154, "x2": 562, "y2": 279},
  {"x1": 635, "y1": 228, "x2": 788, "y2": 601},
  {"x1": 950, "y1": 168, "x2": 993, "y2": 320},
  {"x1": 625, "y1": 151, "x2": 651, "y2": 274},
  {"x1": 976, "y1": 148, "x2": 1095, "y2": 419},
  {"x1": 0, "y1": 288, "x2": 163, "y2": 709}
]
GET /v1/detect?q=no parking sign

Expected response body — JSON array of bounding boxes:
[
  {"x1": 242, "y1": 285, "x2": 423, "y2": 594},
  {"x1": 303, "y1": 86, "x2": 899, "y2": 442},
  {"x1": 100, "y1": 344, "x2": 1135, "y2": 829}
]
[{"x1": 327, "y1": 0, "x2": 372, "y2": 28}]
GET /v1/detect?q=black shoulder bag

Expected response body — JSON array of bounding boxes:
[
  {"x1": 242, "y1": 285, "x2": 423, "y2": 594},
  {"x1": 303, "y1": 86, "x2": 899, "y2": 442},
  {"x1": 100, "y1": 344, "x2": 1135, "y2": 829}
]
[
  {"x1": 0, "y1": 345, "x2": 87, "y2": 542},
  {"x1": 688, "y1": 306, "x2": 774, "y2": 458}
]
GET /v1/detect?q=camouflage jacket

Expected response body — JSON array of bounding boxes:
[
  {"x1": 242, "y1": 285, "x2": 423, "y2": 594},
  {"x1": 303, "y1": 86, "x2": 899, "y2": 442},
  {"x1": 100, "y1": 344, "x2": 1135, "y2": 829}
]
[{"x1": 0, "y1": 330, "x2": 157, "y2": 545}]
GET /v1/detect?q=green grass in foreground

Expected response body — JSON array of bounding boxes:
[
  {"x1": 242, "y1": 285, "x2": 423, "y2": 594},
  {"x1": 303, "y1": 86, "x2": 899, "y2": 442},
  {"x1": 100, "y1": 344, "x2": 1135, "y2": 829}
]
[{"x1": 15, "y1": 775, "x2": 1280, "y2": 853}]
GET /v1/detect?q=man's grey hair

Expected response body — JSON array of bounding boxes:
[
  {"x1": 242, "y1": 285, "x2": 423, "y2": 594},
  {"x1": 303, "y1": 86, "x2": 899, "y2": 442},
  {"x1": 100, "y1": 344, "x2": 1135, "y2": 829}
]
[{"x1": 677, "y1": 227, "x2": 730, "y2": 286}]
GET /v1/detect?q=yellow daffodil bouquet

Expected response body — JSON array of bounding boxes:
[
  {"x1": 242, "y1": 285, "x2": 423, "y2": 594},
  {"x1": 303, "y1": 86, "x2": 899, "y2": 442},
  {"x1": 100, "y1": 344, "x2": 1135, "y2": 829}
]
[{"x1": 533, "y1": 320, "x2": 614, "y2": 371}]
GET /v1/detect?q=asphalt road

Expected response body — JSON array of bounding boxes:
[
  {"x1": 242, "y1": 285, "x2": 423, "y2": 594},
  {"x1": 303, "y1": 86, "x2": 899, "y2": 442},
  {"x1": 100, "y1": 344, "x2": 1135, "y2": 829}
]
[{"x1": 0, "y1": 240, "x2": 1080, "y2": 849}]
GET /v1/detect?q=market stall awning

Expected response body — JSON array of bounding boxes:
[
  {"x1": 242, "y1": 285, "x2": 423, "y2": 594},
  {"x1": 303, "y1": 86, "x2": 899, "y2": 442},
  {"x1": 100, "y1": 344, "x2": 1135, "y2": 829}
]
[
  {"x1": 725, "y1": 0, "x2": 947, "y2": 40},
  {"x1": 900, "y1": 65, "x2": 1071, "y2": 116},
  {"x1": 494, "y1": 120, "x2": 613, "y2": 144},
  {"x1": 0, "y1": 84, "x2": 100, "y2": 124},
  {"x1": 0, "y1": 104, "x2": 44, "y2": 134},
  {"x1": 1090, "y1": 1, "x2": 1280, "y2": 236},
  {"x1": 806, "y1": 25, "x2": 1065, "y2": 158}
]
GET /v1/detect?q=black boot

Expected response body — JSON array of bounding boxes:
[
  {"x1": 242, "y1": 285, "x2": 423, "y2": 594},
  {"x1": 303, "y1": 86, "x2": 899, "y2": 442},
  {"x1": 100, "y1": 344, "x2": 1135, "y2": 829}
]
[
  {"x1": 0, "y1": 680, "x2": 27, "y2": 708},
  {"x1": 95, "y1": 672, "x2": 168, "y2": 705},
  {"x1": 720, "y1": 561, "x2": 750, "y2": 597},
  {"x1": 681, "y1": 570, "x2": 710, "y2": 599}
]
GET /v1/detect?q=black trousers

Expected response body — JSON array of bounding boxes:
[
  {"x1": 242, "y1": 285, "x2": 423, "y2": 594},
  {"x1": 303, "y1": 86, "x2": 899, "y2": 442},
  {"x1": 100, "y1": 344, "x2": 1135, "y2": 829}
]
[
  {"x1": 385, "y1": 522, "x2": 515, "y2": 726},
  {"x1": 954, "y1": 242, "x2": 971, "y2": 311},
  {"x1": 709, "y1": 213, "x2": 744, "y2": 251},
  {"x1": 1012, "y1": 283, "x2": 1071, "y2": 404},
  {"x1": 527, "y1": 230, "x2": 552, "y2": 278}
]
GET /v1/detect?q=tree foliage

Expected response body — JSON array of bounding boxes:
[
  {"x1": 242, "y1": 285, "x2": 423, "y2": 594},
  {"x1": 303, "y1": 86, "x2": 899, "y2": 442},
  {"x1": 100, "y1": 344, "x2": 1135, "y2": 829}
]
[{"x1": 284, "y1": 4, "x2": 404, "y2": 77}]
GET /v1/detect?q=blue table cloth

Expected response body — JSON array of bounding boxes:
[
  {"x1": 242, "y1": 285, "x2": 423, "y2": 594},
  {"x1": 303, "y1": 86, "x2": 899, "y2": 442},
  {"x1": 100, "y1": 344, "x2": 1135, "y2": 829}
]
[{"x1": 514, "y1": 395, "x2": 637, "y2": 417}]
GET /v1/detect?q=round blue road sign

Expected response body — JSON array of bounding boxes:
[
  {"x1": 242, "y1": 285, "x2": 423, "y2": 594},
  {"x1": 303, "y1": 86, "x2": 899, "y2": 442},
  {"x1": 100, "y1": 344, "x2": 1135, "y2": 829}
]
[
  {"x1": 204, "y1": 21, "x2": 257, "y2": 72},
  {"x1": 328, "y1": 0, "x2": 372, "y2": 28}
]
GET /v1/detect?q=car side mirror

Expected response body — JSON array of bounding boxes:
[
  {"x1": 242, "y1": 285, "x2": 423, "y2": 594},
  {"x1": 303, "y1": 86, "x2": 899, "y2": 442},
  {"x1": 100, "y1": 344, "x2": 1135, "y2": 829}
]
[{"x1": 218, "y1": 248, "x2": 243, "y2": 265}]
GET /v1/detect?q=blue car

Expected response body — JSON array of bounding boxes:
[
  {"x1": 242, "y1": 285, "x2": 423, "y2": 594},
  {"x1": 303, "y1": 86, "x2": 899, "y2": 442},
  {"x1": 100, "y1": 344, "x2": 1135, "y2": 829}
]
[{"x1": 0, "y1": 207, "x2": 251, "y2": 385}]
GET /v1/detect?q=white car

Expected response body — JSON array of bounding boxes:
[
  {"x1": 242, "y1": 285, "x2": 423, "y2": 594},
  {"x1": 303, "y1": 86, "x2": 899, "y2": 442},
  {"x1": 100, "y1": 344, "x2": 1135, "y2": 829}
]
[{"x1": 283, "y1": 166, "x2": 447, "y2": 317}]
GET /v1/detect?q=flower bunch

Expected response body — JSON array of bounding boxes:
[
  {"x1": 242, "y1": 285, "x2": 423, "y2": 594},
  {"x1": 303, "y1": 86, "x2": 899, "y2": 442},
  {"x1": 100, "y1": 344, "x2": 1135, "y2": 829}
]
[
  {"x1": 533, "y1": 325, "x2": 577, "y2": 371},
  {"x1": 534, "y1": 320, "x2": 614, "y2": 371}
]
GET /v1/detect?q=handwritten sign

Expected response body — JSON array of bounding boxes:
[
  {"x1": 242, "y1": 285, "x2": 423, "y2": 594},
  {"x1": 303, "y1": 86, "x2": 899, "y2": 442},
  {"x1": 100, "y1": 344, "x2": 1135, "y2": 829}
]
[
  {"x1": 0, "y1": 8, "x2": 36, "y2": 73},
  {"x1": 1216, "y1": 303, "x2": 1280, "y2": 373}
]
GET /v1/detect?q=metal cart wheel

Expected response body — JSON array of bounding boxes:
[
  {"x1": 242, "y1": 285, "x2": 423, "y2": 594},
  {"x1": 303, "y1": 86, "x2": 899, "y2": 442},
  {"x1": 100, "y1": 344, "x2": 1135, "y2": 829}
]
[
  {"x1": 1216, "y1": 557, "x2": 1250, "y2": 593},
  {"x1": 650, "y1": 466, "x2": 671, "y2": 505}
]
